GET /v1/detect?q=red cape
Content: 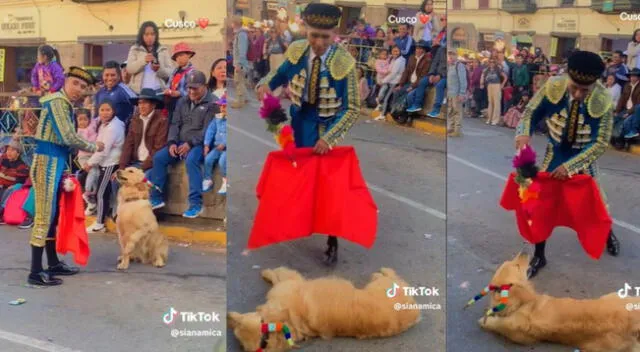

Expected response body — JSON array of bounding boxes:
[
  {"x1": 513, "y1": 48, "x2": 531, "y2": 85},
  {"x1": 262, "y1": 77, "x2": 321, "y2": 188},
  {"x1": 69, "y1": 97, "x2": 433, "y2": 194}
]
[
  {"x1": 56, "y1": 177, "x2": 90, "y2": 265},
  {"x1": 248, "y1": 146, "x2": 377, "y2": 249},
  {"x1": 500, "y1": 172, "x2": 612, "y2": 259}
]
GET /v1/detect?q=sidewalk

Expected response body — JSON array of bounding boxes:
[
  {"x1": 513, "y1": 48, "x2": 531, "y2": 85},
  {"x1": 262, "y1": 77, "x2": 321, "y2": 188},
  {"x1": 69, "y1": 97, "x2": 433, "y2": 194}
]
[
  {"x1": 85, "y1": 215, "x2": 227, "y2": 248},
  {"x1": 368, "y1": 108, "x2": 446, "y2": 137}
]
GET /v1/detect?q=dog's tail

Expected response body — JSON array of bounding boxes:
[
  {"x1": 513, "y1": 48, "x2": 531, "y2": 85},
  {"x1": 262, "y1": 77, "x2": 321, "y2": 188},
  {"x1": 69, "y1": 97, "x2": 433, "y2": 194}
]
[{"x1": 261, "y1": 267, "x2": 304, "y2": 285}]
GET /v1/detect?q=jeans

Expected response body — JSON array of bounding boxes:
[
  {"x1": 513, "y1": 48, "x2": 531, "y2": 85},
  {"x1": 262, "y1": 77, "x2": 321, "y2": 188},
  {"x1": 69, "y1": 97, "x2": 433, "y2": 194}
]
[
  {"x1": 150, "y1": 145, "x2": 204, "y2": 208},
  {"x1": 430, "y1": 78, "x2": 447, "y2": 111},
  {"x1": 406, "y1": 76, "x2": 431, "y2": 109},
  {"x1": 623, "y1": 109, "x2": 640, "y2": 136},
  {"x1": 204, "y1": 149, "x2": 227, "y2": 180}
]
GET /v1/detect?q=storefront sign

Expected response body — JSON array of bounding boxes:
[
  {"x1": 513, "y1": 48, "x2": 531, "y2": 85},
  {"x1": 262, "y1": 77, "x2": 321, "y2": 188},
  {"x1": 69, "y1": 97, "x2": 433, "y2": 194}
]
[
  {"x1": 0, "y1": 48, "x2": 5, "y2": 83},
  {"x1": 236, "y1": 0, "x2": 249, "y2": 10},
  {"x1": 515, "y1": 16, "x2": 531, "y2": 30},
  {"x1": 0, "y1": 9, "x2": 38, "y2": 39},
  {"x1": 554, "y1": 15, "x2": 578, "y2": 32}
]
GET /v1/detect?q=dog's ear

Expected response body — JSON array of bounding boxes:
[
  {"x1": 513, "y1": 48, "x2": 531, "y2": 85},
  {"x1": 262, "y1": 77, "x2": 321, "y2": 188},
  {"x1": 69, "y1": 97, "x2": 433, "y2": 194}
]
[
  {"x1": 227, "y1": 312, "x2": 243, "y2": 329},
  {"x1": 514, "y1": 252, "x2": 529, "y2": 268},
  {"x1": 508, "y1": 283, "x2": 536, "y2": 307}
]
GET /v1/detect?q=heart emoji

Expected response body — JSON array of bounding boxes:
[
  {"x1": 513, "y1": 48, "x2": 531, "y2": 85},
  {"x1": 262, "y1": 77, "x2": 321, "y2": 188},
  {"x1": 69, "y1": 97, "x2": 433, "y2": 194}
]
[
  {"x1": 197, "y1": 18, "x2": 209, "y2": 29},
  {"x1": 419, "y1": 14, "x2": 429, "y2": 24}
]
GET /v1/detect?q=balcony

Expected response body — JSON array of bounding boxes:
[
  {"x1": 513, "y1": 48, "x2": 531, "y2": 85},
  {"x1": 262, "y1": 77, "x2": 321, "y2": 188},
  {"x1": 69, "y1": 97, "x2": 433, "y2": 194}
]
[
  {"x1": 591, "y1": 0, "x2": 640, "y2": 13},
  {"x1": 501, "y1": 0, "x2": 537, "y2": 13}
]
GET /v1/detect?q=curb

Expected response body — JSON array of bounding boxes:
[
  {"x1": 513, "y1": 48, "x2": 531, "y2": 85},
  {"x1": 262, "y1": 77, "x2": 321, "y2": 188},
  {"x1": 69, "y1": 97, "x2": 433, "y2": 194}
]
[
  {"x1": 630, "y1": 144, "x2": 640, "y2": 156},
  {"x1": 85, "y1": 216, "x2": 227, "y2": 247},
  {"x1": 370, "y1": 110, "x2": 446, "y2": 136}
]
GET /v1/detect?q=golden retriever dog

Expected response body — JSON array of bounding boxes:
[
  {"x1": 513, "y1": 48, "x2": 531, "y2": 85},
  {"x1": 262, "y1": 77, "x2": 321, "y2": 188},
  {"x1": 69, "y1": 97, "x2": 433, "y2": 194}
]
[
  {"x1": 114, "y1": 167, "x2": 168, "y2": 270},
  {"x1": 228, "y1": 267, "x2": 421, "y2": 351},
  {"x1": 473, "y1": 253, "x2": 640, "y2": 352}
]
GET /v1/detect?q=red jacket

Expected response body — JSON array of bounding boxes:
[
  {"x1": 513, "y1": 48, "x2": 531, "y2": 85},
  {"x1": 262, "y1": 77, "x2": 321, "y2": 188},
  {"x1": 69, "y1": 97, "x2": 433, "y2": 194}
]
[
  {"x1": 248, "y1": 147, "x2": 377, "y2": 249},
  {"x1": 56, "y1": 177, "x2": 90, "y2": 265},
  {"x1": 500, "y1": 172, "x2": 611, "y2": 259}
]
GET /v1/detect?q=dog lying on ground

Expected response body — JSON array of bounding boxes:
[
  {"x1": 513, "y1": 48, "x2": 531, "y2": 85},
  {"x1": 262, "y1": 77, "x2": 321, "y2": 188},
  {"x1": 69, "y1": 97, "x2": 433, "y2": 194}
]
[
  {"x1": 474, "y1": 253, "x2": 640, "y2": 352},
  {"x1": 228, "y1": 267, "x2": 421, "y2": 351},
  {"x1": 114, "y1": 167, "x2": 168, "y2": 270}
]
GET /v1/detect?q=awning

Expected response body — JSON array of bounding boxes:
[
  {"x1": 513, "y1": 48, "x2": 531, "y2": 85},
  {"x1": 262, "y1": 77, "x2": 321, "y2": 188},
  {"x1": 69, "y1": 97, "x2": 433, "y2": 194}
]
[
  {"x1": 515, "y1": 34, "x2": 532, "y2": 43},
  {"x1": 77, "y1": 35, "x2": 136, "y2": 44},
  {"x1": 0, "y1": 38, "x2": 46, "y2": 47}
]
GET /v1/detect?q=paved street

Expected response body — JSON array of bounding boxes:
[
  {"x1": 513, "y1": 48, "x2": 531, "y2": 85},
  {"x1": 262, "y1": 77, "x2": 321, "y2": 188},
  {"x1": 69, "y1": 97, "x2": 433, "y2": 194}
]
[
  {"x1": 0, "y1": 227, "x2": 226, "y2": 352},
  {"x1": 447, "y1": 118, "x2": 640, "y2": 351},
  {"x1": 226, "y1": 94, "x2": 446, "y2": 351}
]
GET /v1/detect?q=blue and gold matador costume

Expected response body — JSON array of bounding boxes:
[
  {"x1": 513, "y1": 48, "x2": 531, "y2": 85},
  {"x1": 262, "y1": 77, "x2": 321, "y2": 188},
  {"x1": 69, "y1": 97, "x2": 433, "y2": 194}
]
[
  {"x1": 257, "y1": 39, "x2": 360, "y2": 148},
  {"x1": 31, "y1": 91, "x2": 96, "y2": 247},
  {"x1": 516, "y1": 75, "x2": 613, "y2": 186}
]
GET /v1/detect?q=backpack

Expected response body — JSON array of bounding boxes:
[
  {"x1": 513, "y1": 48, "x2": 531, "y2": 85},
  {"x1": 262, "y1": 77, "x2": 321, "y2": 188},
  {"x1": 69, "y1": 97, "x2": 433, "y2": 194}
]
[
  {"x1": 389, "y1": 88, "x2": 411, "y2": 125},
  {"x1": 3, "y1": 187, "x2": 29, "y2": 225}
]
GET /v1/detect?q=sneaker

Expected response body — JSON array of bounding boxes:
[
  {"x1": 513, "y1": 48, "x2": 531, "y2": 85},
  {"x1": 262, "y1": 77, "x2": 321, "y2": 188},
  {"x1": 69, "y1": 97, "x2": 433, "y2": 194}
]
[
  {"x1": 86, "y1": 222, "x2": 106, "y2": 233},
  {"x1": 182, "y1": 206, "x2": 203, "y2": 219},
  {"x1": 406, "y1": 105, "x2": 422, "y2": 113},
  {"x1": 202, "y1": 179, "x2": 214, "y2": 193},
  {"x1": 18, "y1": 217, "x2": 34, "y2": 229},
  {"x1": 150, "y1": 199, "x2": 166, "y2": 210},
  {"x1": 427, "y1": 109, "x2": 441, "y2": 118},
  {"x1": 218, "y1": 180, "x2": 228, "y2": 195},
  {"x1": 624, "y1": 132, "x2": 639, "y2": 139},
  {"x1": 85, "y1": 203, "x2": 97, "y2": 216}
]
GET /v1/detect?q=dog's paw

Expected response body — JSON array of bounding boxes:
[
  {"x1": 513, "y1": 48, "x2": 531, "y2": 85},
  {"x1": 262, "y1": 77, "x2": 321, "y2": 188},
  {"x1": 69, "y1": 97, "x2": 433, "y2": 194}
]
[
  {"x1": 117, "y1": 256, "x2": 122, "y2": 264},
  {"x1": 153, "y1": 258, "x2": 166, "y2": 268},
  {"x1": 116, "y1": 261, "x2": 129, "y2": 270}
]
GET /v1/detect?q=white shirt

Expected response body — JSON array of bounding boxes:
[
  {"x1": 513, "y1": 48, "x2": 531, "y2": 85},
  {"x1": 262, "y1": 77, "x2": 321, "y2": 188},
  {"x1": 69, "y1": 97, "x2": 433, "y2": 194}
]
[
  {"x1": 137, "y1": 111, "x2": 153, "y2": 162},
  {"x1": 608, "y1": 83, "x2": 622, "y2": 108},
  {"x1": 383, "y1": 56, "x2": 407, "y2": 85},
  {"x1": 88, "y1": 118, "x2": 125, "y2": 167},
  {"x1": 142, "y1": 63, "x2": 161, "y2": 91},
  {"x1": 305, "y1": 49, "x2": 330, "y2": 102},
  {"x1": 627, "y1": 81, "x2": 638, "y2": 110},
  {"x1": 411, "y1": 54, "x2": 425, "y2": 84}
]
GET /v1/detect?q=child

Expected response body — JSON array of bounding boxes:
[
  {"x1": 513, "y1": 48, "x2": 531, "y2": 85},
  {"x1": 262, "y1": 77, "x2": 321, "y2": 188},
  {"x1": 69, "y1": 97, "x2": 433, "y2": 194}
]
[
  {"x1": 164, "y1": 42, "x2": 195, "y2": 122},
  {"x1": 503, "y1": 93, "x2": 529, "y2": 128},
  {"x1": 0, "y1": 140, "x2": 29, "y2": 224},
  {"x1": 31, "y1": 45, "x2": 64, "y2": 96},
  {"x1": 75, "y1": 109, "x2": 99, "y2": 215},
  {"x1": 375, "y1": 49, "x2": 391, "y2": 85},
  {"x1": 203, "y1": 96, "x2": 228, "y2": 195},
  {"x1": 357, "y1": 67, "x2": 370, "y2": 106},
  {"x1": 83, "y1": 94, "x2": 95, "y2": 115}
]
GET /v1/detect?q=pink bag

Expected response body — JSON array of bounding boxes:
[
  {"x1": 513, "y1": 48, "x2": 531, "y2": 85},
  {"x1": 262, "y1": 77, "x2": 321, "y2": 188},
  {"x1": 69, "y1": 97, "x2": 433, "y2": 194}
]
[{"x1": 3, "y1": 188, "x2": 29, "y2": 225}]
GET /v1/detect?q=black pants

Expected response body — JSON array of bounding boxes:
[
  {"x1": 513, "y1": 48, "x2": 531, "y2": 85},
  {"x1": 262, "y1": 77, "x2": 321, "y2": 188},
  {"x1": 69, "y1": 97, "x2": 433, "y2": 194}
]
[
  {"x1": 472, "y1": 88, "x2": 486, "y2": 116},
  {"x1": 96, "y1": 165, "x2": 118, "y2": 224}
]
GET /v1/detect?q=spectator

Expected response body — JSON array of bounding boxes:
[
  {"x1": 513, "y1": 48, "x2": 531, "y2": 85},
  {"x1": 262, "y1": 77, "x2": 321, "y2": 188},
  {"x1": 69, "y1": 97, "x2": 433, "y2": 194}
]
[
  {"x1": 277, "y1": 19, "x2": 293, "y2": 44},
  {"x1": 394, "y1": 40, "x2": 431, "y2": 112},
  {"x1": 532, "y1": 64, "x2": 548, "y2": 94},
  {"x1": 121, "y1": 61, "x2": 131, "y2": 85},
  {"x1": 469, "y1": 58, "x2": 485, "y2": 118},
  {"x1": 414, "y1": 0, "x2": 441, "y2": 48},
  {"x1": 31, "y1": 45, "x2": 64, "y2": 96},
  {"x1": 613, "y1": 68, "x2": 640, "y2": 144},
  {"x1": 119, "y1": 88, "x2": 168, "y2": 173},
  {"x1": 447, "y1": 49, "x2": 467, "y2": 137},
  {"x1": 0, "y1": 140, "x2": 29, "y2": 223},
  {"x1": 75, "y1": 109, "x2": 99, "y2": 215},
  {"x1": 126, "y1": 21, "x2": 173, "y2": 94},
  {"x1": 386, "y1": 28, "x2": 398, "y2": 50},
  {"x1": 231, "y1": 16, "x2": 250, "y2": 108},
  {"x1": 606, "y1": 73, "x2": 622, "y2": 108},
  {"x1": 606, "y1": 50, "x2": 630, "y2": 87},
  {"x1": 357, "y1": 67, "x2": 370, "y2": 106},
  {"x1": 511, "y1": 54, "x2": 530, "y2": 108},
  {"x1": 376, "y1": 46, "x2": 406, "y2": 116},
  {"x1": 164, "y1": 42, "x2": 196, "y2": 122},
  {"x1": 263, "y1": 27, "x2": 288, "y2": 97},
  {"x1": 375, "y1": 48, "x2": 391, "y2": 86},
  {"x1": 503, "y1": 93, "x2": 529, "y2": 129},
  {"x1": 496, "y1": 50, "x2": 510, "y2": 80},
  {"x1": 394, "y1": 23, "x2": 414, "y2": 60},
  {"x1": 424, "y1": 16, "x2": 448, "y2": 117},
  {"x1": 627, "y1": 29, "x2": 640, "y2": 70},
  {"x1": 248, "y1": 26, "x2": 266, "y2": 84},
  {"x1": 203, "y1": 96, "x2": 227, "y2": 195},
  {"x1": 94, "y1": 60, "x2": 137, "y2": 126},
  {"x1": 208, "y1": 58, "x2": 227, "y2": 100},
  {"x1": 481, "y1": 58, "x2": 507, "y2": 125},
  {"x1": 374, "y1": 27, "x2": 386, "y2": 49},
  {"x1": 149, "y1": 71, "x2": 218, "y2": 218},
  {"x1": 85, "y1": 100, "x2": 125, "y2": 233}
]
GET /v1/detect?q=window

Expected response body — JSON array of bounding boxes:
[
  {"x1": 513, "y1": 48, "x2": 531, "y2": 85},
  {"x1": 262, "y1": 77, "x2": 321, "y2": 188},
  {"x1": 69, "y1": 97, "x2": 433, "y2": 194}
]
[
  {"x1": 479, "y1": 0, "x2": 489, "y2": 9},
  {"x1": 15, "y1": 47, "x2": 38, "y2": 84},
  {"x1": 560, "y1": 0, "x2": 574, "y2": 6},
  {"x1": 453, "y1": 0, "x2": 462, "y2": 9}
]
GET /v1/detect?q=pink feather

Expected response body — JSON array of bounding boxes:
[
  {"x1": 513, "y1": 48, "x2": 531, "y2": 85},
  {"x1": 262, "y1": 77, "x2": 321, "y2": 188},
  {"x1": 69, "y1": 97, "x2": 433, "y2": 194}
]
[
  {"x1": 259, "y1": 94, "x2": 281, "y2": 120},
  {"x1": 513, "y1": 145, "x2": 536, "y2": 168}
]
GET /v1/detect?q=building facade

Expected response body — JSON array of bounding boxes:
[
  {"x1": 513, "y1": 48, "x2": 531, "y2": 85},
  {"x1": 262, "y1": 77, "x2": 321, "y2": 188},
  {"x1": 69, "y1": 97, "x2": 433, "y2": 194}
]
[
  {"x1": 448, "y1": 0, "x2": 640, "y2": 62},
  {"x1": 0, "y1": 0, "x2": 226, "y2": 92}
]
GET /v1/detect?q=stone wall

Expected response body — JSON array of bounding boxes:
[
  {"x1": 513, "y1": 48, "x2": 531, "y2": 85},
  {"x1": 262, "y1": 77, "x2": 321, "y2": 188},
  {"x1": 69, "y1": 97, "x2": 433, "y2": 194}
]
[{"x1": 161, "y1": 162, "x2": 226, "y2": 220}]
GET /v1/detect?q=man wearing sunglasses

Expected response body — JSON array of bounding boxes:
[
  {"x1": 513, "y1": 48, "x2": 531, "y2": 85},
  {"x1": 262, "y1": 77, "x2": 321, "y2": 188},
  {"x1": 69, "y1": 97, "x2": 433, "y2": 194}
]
[{"x1": 256, "y1": 3, "x2": 360, "y2": 265}]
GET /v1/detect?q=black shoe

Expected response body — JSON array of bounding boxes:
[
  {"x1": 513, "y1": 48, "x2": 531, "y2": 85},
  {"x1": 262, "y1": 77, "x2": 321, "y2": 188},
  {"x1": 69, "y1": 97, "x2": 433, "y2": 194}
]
[
  {"x1": 18, "y1": 217, "x2": 34, "y2": 229},
  {"x1": 323, "y1": 244, "x2": 338, "y2": 266},
  {"x1": 607, "y1": 232, "x2": 620, "y2": 256},
  {"x1": 47, "y1": 261, "x2": 80, "y2": 276},
  {"x1": 526, "y1": 256, "x2": 547, "y2": 279},
  {"x1": 28, "y1": 271, "x2": 63, "y2": 286}
]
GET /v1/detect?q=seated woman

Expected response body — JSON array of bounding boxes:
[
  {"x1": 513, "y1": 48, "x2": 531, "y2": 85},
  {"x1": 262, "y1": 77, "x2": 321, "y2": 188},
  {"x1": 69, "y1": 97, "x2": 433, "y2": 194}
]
[{"x1": 0, "y1": 139, "x2": 29, "y2": 224}]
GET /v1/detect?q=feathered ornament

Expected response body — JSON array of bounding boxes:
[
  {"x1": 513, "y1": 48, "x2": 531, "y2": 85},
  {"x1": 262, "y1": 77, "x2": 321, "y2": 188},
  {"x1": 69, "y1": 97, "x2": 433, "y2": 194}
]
[
  {"x1": 513, "y1": 145, "x2": 540, "y2": 221},
  {"x1": 259, "y1": 94, "x2": 296, "y2": 167},
  {"x1": 63, "y1": 175, "x2": 76, "y2": 193}
]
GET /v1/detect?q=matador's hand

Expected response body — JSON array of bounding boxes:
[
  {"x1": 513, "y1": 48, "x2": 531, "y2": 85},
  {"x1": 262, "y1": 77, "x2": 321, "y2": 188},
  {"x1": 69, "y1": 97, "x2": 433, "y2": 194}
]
[
  {"x1": 313, "y1": 139, "x2": 330, "y2": 155},
  {"x1": 515, "y1": 135, "x2": 530, "y2": 150},
  {"x1": 551, "y1": 165, "x2": 569, "y2": 180}
]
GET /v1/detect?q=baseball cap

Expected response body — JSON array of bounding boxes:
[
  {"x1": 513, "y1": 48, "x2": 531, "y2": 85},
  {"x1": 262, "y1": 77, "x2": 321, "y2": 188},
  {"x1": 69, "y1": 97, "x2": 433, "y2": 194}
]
[{"x1": 186, "y1": 70, "x2": 207, "y2": 88}]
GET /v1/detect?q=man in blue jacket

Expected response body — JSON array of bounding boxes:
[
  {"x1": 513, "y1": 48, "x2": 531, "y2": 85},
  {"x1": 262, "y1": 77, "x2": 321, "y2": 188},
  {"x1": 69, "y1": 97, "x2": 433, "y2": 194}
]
[{"x1": 94, "y1": 60, "x2": 137, "y2": 126}]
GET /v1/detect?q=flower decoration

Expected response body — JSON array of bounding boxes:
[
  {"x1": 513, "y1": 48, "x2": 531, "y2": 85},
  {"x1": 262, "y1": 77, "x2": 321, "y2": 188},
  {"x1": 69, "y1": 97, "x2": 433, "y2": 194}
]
[{"x1": 513, "y1": 144, "x2": 540, "y2": 219}]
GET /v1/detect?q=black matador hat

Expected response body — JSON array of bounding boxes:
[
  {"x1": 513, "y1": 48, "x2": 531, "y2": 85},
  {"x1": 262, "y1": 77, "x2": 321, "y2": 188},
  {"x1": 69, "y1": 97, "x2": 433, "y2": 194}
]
[
  {"x1": 567, "y1": 51, "x2": 605, "y2": 86},
  {"x1": 302, "y1": 3, "x2": 342, "y2": 30},
  {"x1": 66, "y1": 66, "x2": 96, "y2": 85}
]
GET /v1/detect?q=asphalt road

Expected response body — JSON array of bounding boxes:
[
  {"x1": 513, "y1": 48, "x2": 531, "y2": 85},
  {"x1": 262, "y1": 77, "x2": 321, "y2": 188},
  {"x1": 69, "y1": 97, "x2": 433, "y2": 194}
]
[
  {"x1": 0, "y1": 227, "x2": 226, "y2": 352},
  {"x1": 447, "y1": 117, "x2": 640, "y2": 351},
  {"x1": 226, "y1": 94, "x2": 447, "y2": 351}
]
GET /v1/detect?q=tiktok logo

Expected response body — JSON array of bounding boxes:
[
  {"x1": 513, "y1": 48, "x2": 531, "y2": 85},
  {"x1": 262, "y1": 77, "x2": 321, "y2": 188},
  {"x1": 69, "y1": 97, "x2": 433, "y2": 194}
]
[
  {"x1": 163, "y1": 307, "x2": 179, "y2": 325},
  {"x1": 387, "y1": 283, "x2": 400, "y2": 298}
]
